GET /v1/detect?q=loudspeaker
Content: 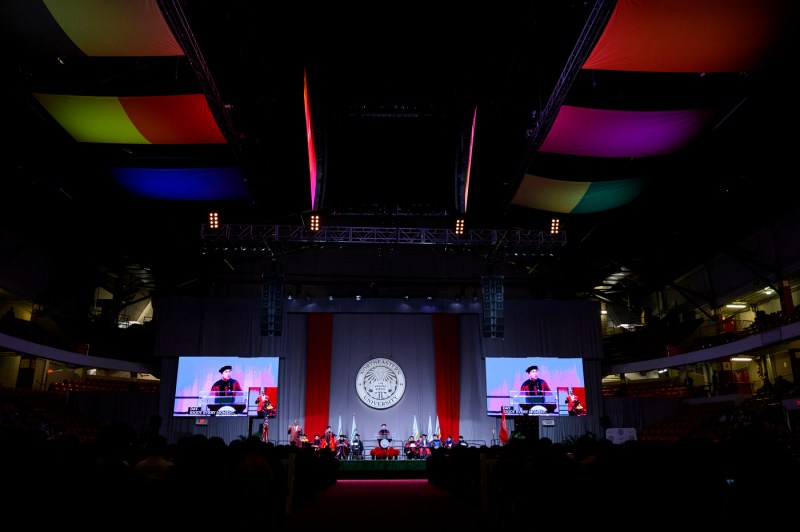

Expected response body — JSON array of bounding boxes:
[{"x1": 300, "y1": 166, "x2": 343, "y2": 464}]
[
  {"x1": 481, "y1": 275, "x2": 504, "y2": 337},
  {"x1": 261, "y1": 274, "x2": 284, "y2": 336}
]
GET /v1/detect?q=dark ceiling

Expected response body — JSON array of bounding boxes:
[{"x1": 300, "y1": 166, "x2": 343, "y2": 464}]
[{"x1": 1, "y1": 1, "x2": 798, "y2": 318}]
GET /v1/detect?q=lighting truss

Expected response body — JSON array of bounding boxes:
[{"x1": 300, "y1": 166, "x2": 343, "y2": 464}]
[{"x1": 201, "y1": 224, "x2": 567, "y2": 250}]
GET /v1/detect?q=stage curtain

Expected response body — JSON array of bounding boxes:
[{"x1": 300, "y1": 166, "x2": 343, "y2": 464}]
[
  {"x1": 305, "y1": 313, "x2": 333, "y2": 437},
  {"x1": 433, "y1": 314, "x2": 459, "y2": 440}
]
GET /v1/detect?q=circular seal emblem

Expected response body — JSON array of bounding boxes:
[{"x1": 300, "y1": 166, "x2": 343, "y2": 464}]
[{"x1": 355, "y1": 357, "x2": 406, "y2": 409}]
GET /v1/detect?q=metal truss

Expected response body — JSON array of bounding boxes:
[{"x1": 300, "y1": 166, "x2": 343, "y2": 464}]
[{"x1": 201, "y1": 224, "x2": 567, "y2": 250}]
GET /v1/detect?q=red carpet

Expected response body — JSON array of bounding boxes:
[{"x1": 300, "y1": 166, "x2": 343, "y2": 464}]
[{"x1": 285, "y1": 479, "x2": 488, "y2": 526}]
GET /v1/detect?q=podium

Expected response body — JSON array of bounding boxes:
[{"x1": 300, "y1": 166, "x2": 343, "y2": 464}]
[
  {"x1": 375, "y1": 432, "x2": 393, "y2": 448},
  {"x1": 510, "y1": 391, "x2": 558, "y2": 414},
  {"x1": 204, "y1": 391, "x2": 246, "y2": 414}
]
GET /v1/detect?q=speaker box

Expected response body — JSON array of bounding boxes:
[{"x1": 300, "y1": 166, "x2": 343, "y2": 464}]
[
  {"x1": 481, "y1": 275, "x2": 504, "y2": 337},
  {"x1": 260, "y1": 274, "x2": 284, "y2": 336}
]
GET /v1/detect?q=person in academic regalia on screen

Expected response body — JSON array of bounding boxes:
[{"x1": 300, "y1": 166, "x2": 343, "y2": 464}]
[
  {"x1": 521, "y1": 365, "x2": 551, "y2": 398},
  {"x1": 210, "y1": 365, "x2": 243, "y2": 397},
  {"x1": 565, "y1": 388, "x2": 582, "y2": 416},
  {"x1": 256, "y1": 390, "x2": 274, "y2": 418}
]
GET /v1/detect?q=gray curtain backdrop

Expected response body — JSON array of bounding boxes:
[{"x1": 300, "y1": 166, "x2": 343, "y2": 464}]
[{"x1": 153, "y1": 297, "x2": 606, "y2": 445}]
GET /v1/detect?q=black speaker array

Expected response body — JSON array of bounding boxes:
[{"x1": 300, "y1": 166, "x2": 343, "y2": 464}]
[
  {"x1": 481, "y1": 275, "x2": 504, "y2": 338},
  {"x1": 261, "y1": 274, "x2": 284, "y2": 336}
]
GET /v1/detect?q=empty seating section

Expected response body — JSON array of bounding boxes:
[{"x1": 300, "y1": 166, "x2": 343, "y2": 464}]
[
  {"x1": 602, "y1": 380, "x2": 688, "y2": 398},
  {"x1": 3, "y1": 379, "x2": 158, "y2": 443},
  {"x1": 639, "y1": 401, "x2": 734, "y2": 443},
  {"x1": 49, "y1": 378, "x2": 159, "y2": 393}
]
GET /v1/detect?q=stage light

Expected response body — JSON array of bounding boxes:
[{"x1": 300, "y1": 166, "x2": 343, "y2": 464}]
[
  {"x1": 310, "y1": 214, "x2": 320, "y2": 232},
  {"x1": 209, "y1": 211, "x2": 219, "y2": 229},
  {"x1": 455, "y1": 218, "x2": 465, "y2": 235},
  {"x1": 550, "y1": 218, "x2": 560, "y2": 235}
]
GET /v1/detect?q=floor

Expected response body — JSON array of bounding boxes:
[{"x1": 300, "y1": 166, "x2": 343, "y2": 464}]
[{"x1": 282, "y1": 478, "x2": 489, "y2": 527}]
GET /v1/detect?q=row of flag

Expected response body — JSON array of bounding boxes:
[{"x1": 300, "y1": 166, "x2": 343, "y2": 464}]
[
  {"x1": 335, "y1": 413, "x2": 442, "y2": 442},
  {"x1": 335, "y1": 412, "x2": 509, "y2": 445}
]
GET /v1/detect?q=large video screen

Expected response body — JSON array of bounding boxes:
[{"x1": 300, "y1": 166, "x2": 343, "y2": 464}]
[
  {"x1": 485, "y1": 357, "x2": 586, "y2": 417},
  {"x1": 173, "y1": 356, "x2": 279, "y2": 417}
]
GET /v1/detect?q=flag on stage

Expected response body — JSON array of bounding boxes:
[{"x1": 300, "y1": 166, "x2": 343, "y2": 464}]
[
  {"x1": 337, "y1": 415, "x2": 342, "y2": 437},
  {"x1": 428, "y1": 414, "x2": 433, "y2": 438},
  {"x1": 350, "y1": 414, "x2": 358, "y2": 441},
  {"x1": 412, "y1": 414, "x2": 419, "y2": 440},
  {"x1": 434, "y1": 414, "x2": 441, "y2": 438},
  {"x1": 499, "y1": 409, "x2": 509, "y2": 445}
]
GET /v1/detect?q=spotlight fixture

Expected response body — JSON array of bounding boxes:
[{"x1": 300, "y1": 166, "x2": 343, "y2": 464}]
[
  {"x1": 454, "y1": 218, "x2": 465, "y2": 235},
  {"x1": 209, "y1": 211, "x2": 219, "y2": 229},
  {"x1": 550, "y1": 218, "x2": 560, "y2": 235},
  {"x1": 310, "y1": 214, "x2": 321, "y2": 232}
]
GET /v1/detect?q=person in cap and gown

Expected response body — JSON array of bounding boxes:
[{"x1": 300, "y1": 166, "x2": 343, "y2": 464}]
[
  {"x1": 404, "y1": 436, "x2": 419, "y2": 459},
  {"x1": 417, "y1": 434, "x2": 430, "y2": 458},
  {"x1": 211, "y1": 365, "x2": 243, "y2": 396},
  {"x1": 350, "y1": 433, "x2": 364, "y2": 459},
  {"x1": 323, "y1": 425, "x2": 336, "y2": 448},
  {"x1": 335, "y1": 434, "x2": 350, "y2": 459},
  {"x1": 521, "y1": 365, "x2": 551, "y2": 396}
]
